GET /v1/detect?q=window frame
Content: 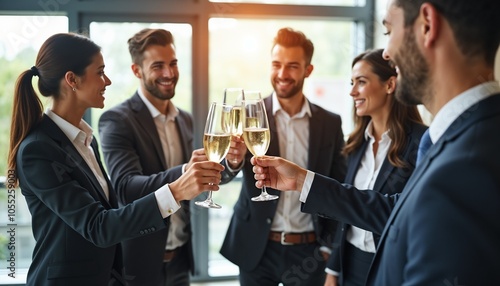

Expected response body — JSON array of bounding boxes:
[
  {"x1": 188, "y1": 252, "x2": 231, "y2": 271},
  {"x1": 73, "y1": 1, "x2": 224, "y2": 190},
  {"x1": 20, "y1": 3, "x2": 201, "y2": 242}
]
[{"x1": 0, "y1": 0, "x2": 374, "y2": 283}]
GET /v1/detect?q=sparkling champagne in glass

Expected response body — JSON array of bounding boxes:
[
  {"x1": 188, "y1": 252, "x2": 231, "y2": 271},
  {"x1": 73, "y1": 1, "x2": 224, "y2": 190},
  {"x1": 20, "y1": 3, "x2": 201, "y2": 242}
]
[
  {"x1": 223, "y1": 88, "x2": 244, "y2": 163},
  {"x1": 195, "y1": 102, "x2": 232, "y2": 209},
  {"x1": 242, "y1": 98, "x2": 279, "y2": 201}
]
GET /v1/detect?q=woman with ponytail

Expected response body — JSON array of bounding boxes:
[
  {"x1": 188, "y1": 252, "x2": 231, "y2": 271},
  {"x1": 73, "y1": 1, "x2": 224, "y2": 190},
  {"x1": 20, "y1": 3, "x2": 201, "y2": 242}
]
[{"x1": 7, "y1": 33, "x2": 223, "y2": 286}]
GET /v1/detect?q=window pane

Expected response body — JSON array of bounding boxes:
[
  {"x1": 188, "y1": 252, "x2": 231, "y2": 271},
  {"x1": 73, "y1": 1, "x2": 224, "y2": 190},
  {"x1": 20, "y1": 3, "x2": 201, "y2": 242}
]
[
  {"x1": 208, "y1": 18, "x2": 356, "y2": 277},
  {"x1": 0, "y1": 15, "x2": 68, "y2": 283},
  {"x1": 89, "y1": 22, "x2": 193, "y2": 131},
  {"x1": 209, "y1": 0, "x2": 365, "y2": 6}
]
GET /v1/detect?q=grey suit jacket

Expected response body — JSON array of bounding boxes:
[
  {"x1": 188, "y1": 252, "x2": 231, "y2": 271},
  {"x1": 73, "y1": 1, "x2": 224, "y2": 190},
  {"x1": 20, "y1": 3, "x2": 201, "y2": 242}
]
[
  {"x1": 98, "y1": 93, "x2": 194, "y2": 285},
  {"x1": 17, "y1": 115, "x2": 167, "y2": 286},
  {"x1": 220, "y1": 95, "x2": 347, "y2": 271}
]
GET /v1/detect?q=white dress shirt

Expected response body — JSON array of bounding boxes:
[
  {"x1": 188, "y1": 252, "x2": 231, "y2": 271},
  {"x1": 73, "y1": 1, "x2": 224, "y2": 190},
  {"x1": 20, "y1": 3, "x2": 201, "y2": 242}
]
[
  {"x1": 346, "y1": 121, "x2": 391, "y2": 253},
  {"x1": 270, "y1": 93, "x2": 315, "y2": 234},
  {"x1": 137, "y1": 89, "x2": 189, "y2": 251},
  {"x1": 427, "y1": 81, "x2": 500, "y2": 144}
]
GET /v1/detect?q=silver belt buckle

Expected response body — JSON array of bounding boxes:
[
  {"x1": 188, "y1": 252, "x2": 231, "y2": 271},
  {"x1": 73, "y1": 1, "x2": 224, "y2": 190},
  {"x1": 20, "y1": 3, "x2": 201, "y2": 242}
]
[{"x1": 281, "y1": 232, "x2": 293, "y2": 245}]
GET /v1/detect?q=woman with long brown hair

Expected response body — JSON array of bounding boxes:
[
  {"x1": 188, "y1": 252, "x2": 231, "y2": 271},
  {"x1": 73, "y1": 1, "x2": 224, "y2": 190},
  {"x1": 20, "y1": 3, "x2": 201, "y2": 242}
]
[
  {"x1": 323, "y1": 49, "x2": 426, "y2": 286},
  {"x1": 7, "y1": 33, "x2": 223, "y2": 286}
]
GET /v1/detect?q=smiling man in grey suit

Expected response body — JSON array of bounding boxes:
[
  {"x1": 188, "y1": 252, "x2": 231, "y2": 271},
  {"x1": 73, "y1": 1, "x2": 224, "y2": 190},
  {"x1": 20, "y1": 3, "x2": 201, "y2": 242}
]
[
  {"x1": 220, "y1": 27, "x2": 347, "y2": 286},
  {"x1": 98, "y1": 28, "x2": 243, "y2": 286},
  {"x1": 251, "y1": 0, "x2": 500, "y2": 285}
]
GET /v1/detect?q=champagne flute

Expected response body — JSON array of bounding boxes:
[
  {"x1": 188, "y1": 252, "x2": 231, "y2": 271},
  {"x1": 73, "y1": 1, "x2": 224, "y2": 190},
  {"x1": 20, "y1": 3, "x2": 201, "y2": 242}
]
[
  {"x1": 243, "y1": 89, "x2": 262, "y2": 101},
  {"x1": 242, "y1": 98, "x2": 279, "y2": 201},
  {"x1": 195, "y1": 102, "x2": 232, "y2": 209},
  {"x1": 223, "y1": 88, "x2": 244, "y2": 163}
]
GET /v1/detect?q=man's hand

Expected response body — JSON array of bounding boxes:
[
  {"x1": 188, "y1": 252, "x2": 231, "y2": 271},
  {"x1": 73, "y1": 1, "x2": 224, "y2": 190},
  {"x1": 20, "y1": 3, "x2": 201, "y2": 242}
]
[
  {"x1": 324, "y1": 274, "x2": 338, "y2": 286},
  {"x1": 226, "y1": 135, "x2": 247, "y2": 169},
  {"x1": 185, "y1": 148, "x2": 208, "y2": 171},
  {"x1": 251, "y1": 155, "x2": 307, "y2": 192}
]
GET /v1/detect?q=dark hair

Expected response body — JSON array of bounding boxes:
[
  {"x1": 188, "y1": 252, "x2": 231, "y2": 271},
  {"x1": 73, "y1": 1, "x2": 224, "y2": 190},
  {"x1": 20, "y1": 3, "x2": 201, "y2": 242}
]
[
  {"x1": 272, "y1": 27, "x2": 314, "y2": 65},
  {"x1": 8, "y1": 33, "x2": 101, "y2": 185},
  {"x1": 343, "y1": 49, "x2": 423, "y2": 168},
  {"x1": 395, "y1": 0, "x2": 500, "y2": 65},
  {"x1": 128, "y1": 28, "x2": 175, "y2": 65}
]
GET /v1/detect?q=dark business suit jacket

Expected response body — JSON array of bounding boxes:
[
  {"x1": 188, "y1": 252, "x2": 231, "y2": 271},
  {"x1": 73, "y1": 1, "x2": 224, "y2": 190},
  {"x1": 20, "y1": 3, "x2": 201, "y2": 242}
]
[
  {"x1": 305, "y1": 94, "x2": 500, "y2": 285},
  {"x1": 326, "y1": 121, "x2": 426, "y2": 284},
  {"x1": 17, "y1": 116, "x2": 168, "y2": 286},
  {"x1": 220, "y1": 95, "x2": 347, "y2": 271},
  {"x1": 98, "y1": 92, "x2": 194, "y2": 286}
]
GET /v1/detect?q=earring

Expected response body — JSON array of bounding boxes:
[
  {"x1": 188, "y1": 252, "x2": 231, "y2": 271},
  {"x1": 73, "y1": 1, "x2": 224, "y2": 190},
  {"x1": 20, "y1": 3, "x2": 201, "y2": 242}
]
[{"x1": 72, "y1": 87, "x2": 76, "y2": 92}]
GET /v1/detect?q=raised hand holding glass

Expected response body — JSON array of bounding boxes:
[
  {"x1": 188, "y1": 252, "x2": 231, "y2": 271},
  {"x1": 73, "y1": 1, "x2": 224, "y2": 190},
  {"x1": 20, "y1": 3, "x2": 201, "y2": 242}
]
[
  {"x1": 242, "y1": 97, "x2": 278, "y2": 201},
  {"x1": 195, "y1": 102, "x2": 232, "y2": 209}
]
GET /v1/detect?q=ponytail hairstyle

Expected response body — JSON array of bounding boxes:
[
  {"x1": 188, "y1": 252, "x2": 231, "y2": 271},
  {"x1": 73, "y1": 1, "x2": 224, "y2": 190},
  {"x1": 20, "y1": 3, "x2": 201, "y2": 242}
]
[{"x1": 8, "y1": 33, "x2": 101, "y2": 186}]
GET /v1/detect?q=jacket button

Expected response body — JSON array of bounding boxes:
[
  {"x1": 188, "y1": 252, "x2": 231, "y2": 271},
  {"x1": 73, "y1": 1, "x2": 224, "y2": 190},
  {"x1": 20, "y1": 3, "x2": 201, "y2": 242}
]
[{"x1": 266, "y1": 218, "x2": 272, "y2": 224}]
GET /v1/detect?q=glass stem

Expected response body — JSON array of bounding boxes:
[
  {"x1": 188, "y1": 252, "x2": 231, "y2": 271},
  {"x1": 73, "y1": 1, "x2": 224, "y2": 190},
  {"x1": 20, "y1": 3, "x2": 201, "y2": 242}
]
[
  {"x1": 261, "y1": 186, "x2": 269, "y2": 195},
  {"x1": 206, "y1": 191, "x2": 213, "y2": 201}
]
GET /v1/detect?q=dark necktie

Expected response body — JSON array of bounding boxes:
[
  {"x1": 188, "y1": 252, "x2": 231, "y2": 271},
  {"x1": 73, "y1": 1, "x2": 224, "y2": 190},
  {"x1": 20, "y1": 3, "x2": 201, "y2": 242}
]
[{"x1": 416, "y1": 129, "x2": 432, "y2": 166}]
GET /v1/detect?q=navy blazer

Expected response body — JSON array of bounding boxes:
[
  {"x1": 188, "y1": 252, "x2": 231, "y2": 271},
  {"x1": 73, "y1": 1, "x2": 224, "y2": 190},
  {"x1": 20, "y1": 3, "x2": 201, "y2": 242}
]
[
  {"x1": 304, "y1": 94, "x2": 500, "y2": 285},
  {"x1": 220, "y1": 95, "x2": 347, "y2": 271},
  {"x1": 326, "y1": 121, "x2": 426, "y2": 283},
  {"x1": 17, "y1": 116, "x2": 168, "y2": 286},
  {"x1": 365, "y1": 94, "x2": 500, "y2": 285}
]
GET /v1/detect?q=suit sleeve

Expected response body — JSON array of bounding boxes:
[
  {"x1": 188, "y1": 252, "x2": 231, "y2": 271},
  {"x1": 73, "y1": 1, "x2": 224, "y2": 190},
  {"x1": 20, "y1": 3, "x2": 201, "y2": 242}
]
[
  {"x1": 99, "y1": 109, "x2": 184, "y2": 203},
  {"x1": 303, "y1": 173, "x2": 399, "y2": 234},
  {"x1": 17, "y1": 139, "x2": 167, "y2": 248}
]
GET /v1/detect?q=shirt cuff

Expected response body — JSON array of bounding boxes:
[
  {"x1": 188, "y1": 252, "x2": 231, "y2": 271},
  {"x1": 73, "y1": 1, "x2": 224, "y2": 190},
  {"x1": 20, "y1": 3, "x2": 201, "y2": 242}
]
[
  {"x1": 325, "y1": 268, "x2": 340, "y2": 276},
  {"x1": 299, "y1": 170, "x2": 315, "y2": 203},
  {"x1": 182, "y1": 163, "x2": 187, "y2": 174},
  {"x1": 319, "y1": 245, "x2": 331, "y2": 254},
  {"x1": 154, "y1": 184, "x2": 181, "y2": 218}
]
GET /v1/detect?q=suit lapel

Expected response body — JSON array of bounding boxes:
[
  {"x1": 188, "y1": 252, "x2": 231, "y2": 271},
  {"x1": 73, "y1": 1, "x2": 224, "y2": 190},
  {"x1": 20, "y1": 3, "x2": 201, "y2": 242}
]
[
  {"x1": 346, "y1": 140, "x2": 368, "y2": 184},
  {"x1": 91, "y1": 139, "x2": 118, "y2": 208},
  {"x1": 369, "y1": 94, "x2": 500, "y2": 282},
  {"x1": 42, "y1": 116, "x2": 113, "y2": 208},
  {"x1": 307, "y1": 103, "x2": 322, "y2": 171},
  {"x1": 174, "y1": 114, "x2": 191, "y2": 163},
  {"x1": 129, "y1": 93, "x2": 168, "y2": 169}
]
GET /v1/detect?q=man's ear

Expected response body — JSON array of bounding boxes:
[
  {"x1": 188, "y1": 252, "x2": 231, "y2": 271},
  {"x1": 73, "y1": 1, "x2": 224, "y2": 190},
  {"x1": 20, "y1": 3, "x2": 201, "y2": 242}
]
[
  {"x1": 131, "y1": 63, "x2": 142, "y2": 79},
  {"x1": 419, "y1": 3, "x2": 441, "y2": 48},
  {"x1": 305, "y1": 64, "x2": 314, "y2": 78}
]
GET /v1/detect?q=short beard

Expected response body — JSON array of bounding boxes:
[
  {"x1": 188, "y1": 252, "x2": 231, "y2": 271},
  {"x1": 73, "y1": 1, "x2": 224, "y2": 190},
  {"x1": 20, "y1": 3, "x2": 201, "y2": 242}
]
[
  {"x1": 143, "y1": 72, "x2": 176, "y2": 101},
  {"x1": 394, "y1": 29, "x2": 431, "y2": 106},
  {"x1": 272, "y1": 78, "x2": 304, "y2": 99}
]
